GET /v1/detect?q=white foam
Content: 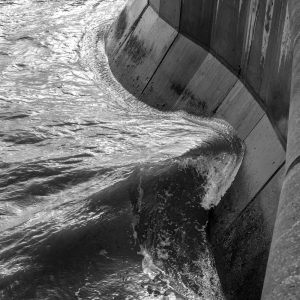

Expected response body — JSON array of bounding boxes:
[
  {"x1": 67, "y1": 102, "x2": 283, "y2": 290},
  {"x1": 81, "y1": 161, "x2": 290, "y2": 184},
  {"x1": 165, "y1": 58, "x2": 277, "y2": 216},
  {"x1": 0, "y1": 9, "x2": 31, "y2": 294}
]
[{"x1": 179, "y1": 149, "x2": 244, "y2": 210}]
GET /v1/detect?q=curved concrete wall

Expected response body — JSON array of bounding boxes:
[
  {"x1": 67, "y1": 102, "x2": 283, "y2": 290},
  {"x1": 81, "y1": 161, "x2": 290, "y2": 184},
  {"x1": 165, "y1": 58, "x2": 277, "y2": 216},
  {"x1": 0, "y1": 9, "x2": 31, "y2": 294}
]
[
  {"x1": 104, "y1": 0, "x2": 298, "y2": 299},
  {"x1": 150, "y1": 0, "x2": 292, "y2": 144},
  {"x1": 106, "y1": 0, "x2": 292, "y2": 144}
]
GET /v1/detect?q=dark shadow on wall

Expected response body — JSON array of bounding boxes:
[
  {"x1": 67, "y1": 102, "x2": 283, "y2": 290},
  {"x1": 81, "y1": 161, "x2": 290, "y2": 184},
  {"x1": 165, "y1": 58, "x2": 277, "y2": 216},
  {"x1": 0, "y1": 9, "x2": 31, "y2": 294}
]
[{"x1": 207, "y1": 166, "x2": 283, "y2": 300}]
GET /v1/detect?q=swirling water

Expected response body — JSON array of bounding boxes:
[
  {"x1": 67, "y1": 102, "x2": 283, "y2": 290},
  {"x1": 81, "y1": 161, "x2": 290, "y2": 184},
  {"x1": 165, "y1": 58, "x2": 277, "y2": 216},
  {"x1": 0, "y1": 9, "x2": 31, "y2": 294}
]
[{"x1": 0, "y1": 0, "x2": 244, "y2": 299}]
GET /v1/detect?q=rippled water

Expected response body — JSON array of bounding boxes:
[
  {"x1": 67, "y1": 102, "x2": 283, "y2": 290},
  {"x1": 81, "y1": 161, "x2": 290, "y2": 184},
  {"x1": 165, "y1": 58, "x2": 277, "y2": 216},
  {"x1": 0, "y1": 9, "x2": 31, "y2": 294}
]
[{"x1": 0, "y1": 1, "x2": 244, "y2": 299}]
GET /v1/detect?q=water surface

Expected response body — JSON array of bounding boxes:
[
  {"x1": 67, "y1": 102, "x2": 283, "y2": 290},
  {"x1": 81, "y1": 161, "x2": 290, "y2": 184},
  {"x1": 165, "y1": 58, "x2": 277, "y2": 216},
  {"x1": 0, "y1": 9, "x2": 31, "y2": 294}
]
[{"x1": 0, "y1": 1, "x2": 244, "y2": 299}]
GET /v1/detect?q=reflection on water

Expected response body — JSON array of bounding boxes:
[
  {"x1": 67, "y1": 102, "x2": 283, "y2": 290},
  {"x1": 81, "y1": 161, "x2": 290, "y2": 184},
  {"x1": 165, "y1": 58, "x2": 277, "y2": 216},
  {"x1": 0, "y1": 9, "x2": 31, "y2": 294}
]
[{"x1": 0, "y1": 0, "x2": 243, "y2": 299}]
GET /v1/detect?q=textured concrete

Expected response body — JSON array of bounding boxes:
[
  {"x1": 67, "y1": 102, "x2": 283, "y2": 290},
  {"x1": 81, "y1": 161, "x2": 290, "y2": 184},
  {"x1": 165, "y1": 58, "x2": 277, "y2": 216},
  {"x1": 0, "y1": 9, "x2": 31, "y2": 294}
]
[
  {"x1": 141, "y1": 34, "x2": 209, "y2": 111},
  {"x1": 159, "y1": 0, "x2": 181, "y2": 30},
  {"x1": 215, "y1": 81, "x2": 264, "y2": 140},
  {"x1": 180, "y1": 0, "x2": 214, "y2": 48},
  {"x1": 105, "y1": 0, "x2": 148, "y2": 57},
  {"x1": 262, "y1": 165, "x2": 300, "y2": 299},
  {"x1": 176, "y1": 53, "x2": 238, "y2": 114},
  {"x1": 261, "y1": 0, "x2": 300, "y2": 298},
  {"x1": 107, "y1": 6, "x2": 177, "y2": 96}
]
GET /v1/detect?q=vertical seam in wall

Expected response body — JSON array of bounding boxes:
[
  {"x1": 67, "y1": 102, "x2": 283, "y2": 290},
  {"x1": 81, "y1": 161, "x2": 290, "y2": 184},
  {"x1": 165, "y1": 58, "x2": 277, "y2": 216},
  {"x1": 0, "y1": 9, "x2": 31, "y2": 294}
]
[
  {"x1": 221, "y1": 161, "x2": 285, "y2": 235},
  {"x1": 210, "y1": 0, "x2": 220, "y2": 48},
  {"x1": 243, "y1": 113, "x2": 266, "y2": 142},
  {"x1": 112, "y1": 3, "x2": 149, "y2": 57},
  {"x1": 245, "y1": 1, "x2": 261, "y2": 72},
  {"x1": 264, "y1": 110, "x2": 287, "y2": 149},
  {"x1": 140, "y1": 32, "x2": 180, "y2": 95},
  {"x1": 212, "y1": 78, "x2": 240, "y2": 114},
  {"x1": 178, "y1": 0, "x2": 183, "y2": 32},
  {"x1": 213, "y1": 80, "x2": 266, "y2": 143},
  {"x1": 239, "y1": 162, "x2": 285, "y2": 218},
  {"x1": 176, "y1": 27, "x2": 287, "y2": 149},
  {"x1": 156, "y1": 0, "x2": 181, "y2": 30}
]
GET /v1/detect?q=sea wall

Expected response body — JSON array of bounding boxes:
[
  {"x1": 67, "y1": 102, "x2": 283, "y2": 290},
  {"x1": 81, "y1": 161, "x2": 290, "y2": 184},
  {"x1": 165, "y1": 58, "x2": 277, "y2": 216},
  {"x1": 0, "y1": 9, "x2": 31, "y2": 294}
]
[{"x1": 104, "y1": 0, "x2": 296, "y2": 299}]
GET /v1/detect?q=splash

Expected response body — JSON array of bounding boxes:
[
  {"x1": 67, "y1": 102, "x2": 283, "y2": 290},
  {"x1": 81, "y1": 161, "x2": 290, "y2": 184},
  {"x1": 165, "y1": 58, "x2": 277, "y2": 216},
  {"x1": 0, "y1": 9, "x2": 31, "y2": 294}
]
[{"x1": 130, "y1": 124, "x2": 244, "y2": 299}]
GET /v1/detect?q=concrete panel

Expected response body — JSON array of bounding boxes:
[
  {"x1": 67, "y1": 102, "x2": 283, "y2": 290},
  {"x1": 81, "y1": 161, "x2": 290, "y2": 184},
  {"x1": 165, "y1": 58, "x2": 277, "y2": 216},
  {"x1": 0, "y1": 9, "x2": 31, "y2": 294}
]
[
  {"x1": 211, "y1": 0, "x2": 250, "y2": 72},
  {"x1": 180, "y1": 0, "x2": 215, "y2": 48},
  {"x1": 141, "y1": 34, "x2": 208, "y2": 111},
  {"x1": 175, "y1": 53, "x2": 238, "y2": 115},
  {"x1": 211, "y1": 114, "x2": 285, "y2": 234},
  {"x1": 109, "y1": 6, "x2": 178, "y2": 97},
  {"x1": 216, "y1": 81, "x2": 265, "y2": 140},
  {"x1": 149, "y1": 0, "x2": 160, "y2": 13},
  {"x1": 210, "y1": 166, "x2": 285, "y2": 300},
  {"x1": 159, "y1": 0, "x2": 181, "y2": 30},
  {"x1": 105, "y1": 0, "x2": 148, "y2": 56}
]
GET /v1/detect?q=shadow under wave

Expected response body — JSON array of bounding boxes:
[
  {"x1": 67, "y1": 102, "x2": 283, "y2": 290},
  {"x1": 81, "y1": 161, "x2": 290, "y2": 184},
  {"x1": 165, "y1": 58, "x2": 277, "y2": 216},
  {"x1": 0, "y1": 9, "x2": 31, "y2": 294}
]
[{"x1": 0, "y1": 124, "x2": 244, "y2": 299}]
